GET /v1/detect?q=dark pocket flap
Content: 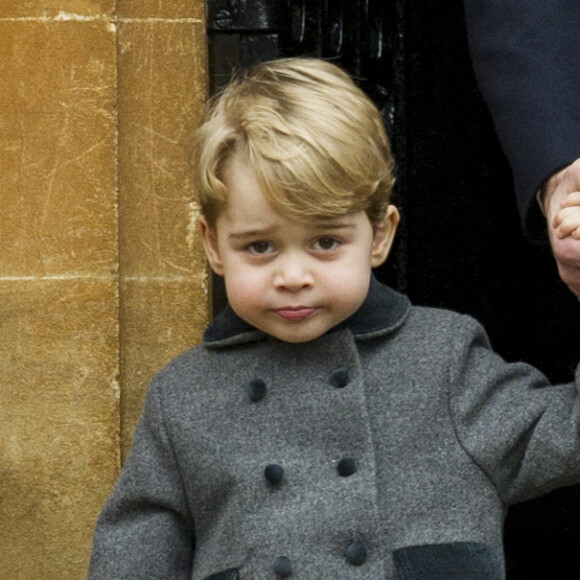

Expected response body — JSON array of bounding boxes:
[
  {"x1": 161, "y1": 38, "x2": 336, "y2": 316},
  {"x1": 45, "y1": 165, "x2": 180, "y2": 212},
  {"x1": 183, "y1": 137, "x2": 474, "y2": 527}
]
[{"x1": 393, "y1": 542, "x2": 502, "y2": 579}]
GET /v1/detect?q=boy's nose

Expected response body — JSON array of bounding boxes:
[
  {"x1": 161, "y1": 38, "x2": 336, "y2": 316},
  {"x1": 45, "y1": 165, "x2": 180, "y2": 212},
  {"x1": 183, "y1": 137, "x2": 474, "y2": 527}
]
[{"x1": 273, "y1": 255, "x2": 314, "y2": 291}]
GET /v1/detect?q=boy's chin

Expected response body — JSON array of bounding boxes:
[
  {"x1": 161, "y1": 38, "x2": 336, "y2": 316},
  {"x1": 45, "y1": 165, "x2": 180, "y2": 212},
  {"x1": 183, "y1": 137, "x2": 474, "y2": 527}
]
[
  {"x1": 259, "y1": 320, "x2": 336, "y2": 343},
  {"x1": 239, "y1": 307, "x2": 354, "y2": 343},
  {"x1": 271, "y1": 332, "x2": 325, "y2": 344}
]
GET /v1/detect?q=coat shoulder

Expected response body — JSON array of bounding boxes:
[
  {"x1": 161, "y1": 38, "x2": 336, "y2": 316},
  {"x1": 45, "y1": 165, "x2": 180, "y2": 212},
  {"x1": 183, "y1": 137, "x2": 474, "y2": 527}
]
[{"x1": 403, "y1": 305, "x2": 488, "y2": 343}]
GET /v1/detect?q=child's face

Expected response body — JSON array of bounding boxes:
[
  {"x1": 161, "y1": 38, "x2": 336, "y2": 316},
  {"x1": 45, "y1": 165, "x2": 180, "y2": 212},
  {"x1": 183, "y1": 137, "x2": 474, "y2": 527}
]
[{"x1": 200, "y1": 156, "x2": 398, "y2": 343}]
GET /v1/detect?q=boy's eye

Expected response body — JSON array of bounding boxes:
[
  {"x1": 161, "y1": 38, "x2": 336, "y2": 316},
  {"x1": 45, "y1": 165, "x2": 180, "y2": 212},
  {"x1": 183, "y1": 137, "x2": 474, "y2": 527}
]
[
  {"x1": 313, "y1": 237, "x2": 339, "y2": 251},
  {"x1": 248, "y1": 241, "x2": 273, "y2": 254}
]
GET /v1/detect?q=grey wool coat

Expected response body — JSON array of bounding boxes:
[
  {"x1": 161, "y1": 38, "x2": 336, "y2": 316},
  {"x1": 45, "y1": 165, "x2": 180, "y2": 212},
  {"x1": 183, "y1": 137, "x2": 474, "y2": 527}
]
[{"x1": 89, "y1": 277, "x2": 580, "y2": 580}]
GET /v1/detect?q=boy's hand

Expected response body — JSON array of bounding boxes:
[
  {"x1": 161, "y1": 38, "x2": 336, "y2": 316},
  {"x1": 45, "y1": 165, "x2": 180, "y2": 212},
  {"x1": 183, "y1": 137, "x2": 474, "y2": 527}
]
[{"x1": 544, "y1": 158, "x2": 580, "y2": 298}]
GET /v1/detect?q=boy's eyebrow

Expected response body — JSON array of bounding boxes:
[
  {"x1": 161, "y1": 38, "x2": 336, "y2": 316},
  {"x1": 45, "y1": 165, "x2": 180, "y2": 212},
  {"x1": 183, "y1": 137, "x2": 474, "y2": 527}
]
[
  {"x1": 228, "y1": 222, "x2": 357, "y2": 240},
  {"x1": 316, "y1": 222, "x2": 357, "y2": 230},
  {"x1": 228, "y1": 225, "x2": 280, "y2": 241}
]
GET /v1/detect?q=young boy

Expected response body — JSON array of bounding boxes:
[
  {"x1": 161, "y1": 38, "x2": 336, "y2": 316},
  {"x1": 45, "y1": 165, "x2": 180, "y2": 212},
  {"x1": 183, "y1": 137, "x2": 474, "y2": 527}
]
[{"x1": 89, "y1": 58, "x2": 580, "y2": 580}]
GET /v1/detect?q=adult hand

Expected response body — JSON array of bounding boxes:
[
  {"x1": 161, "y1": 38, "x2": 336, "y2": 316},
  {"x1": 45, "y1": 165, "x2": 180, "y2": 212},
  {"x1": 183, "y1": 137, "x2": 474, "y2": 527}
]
[{"x1": 544, "y1": 158, "x2": 580, "y2": 298}]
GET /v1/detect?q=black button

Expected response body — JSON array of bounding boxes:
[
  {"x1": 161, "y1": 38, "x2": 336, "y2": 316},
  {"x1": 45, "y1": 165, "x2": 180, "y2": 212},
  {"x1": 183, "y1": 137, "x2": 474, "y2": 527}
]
[
  {"x1": 345, "y1": 542, "x2": 368, "y2": 566},
  {"x1": 329, "y1": 367, "x2": 350, "y2": 388},
  {"x1": 273, "y1": 556, "x2": 292, "y2": 577},
  {"x1": 264, "y1": 464, "x2": 284, "y2": 486},
  {"x1": 337, "y1": 457, "x2": 358, "y2": 477},
  {"x1": 245, "y1": 378, "x2": 266, "y2": 402}
]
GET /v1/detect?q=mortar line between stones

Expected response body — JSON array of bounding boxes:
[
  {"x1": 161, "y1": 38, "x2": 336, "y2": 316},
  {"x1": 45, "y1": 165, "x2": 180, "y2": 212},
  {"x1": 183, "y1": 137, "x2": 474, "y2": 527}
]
[
  {"x1": 0, "y1": 15, "x2": 203, "y2": 23},
  {"x1": 0, "y1": 275, "x2": 201, "y2": 282}
]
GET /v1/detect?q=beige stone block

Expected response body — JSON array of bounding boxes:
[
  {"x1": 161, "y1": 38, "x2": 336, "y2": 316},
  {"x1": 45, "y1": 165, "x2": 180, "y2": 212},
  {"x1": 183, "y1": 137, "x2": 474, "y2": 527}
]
[
  {"x1": 0, "y1": 279, "x2": 119, "y2": 578},
  {"x1": 0, "y1": 0, "x2": 115, "y2": 18},
  {"x1": 0, "y1": 3, "x2": 210, "y2": 576},
  {"x1": 117, "y1": 18, "x2": 208, "y2": 279},
  {"x1": 0, "y1": 20, "x2": 117, "y2": 278},
  {"x1": 117, "y1": 0, "x2": 204, "y2": 20},
  {"x1": 120, "y1": 278, "x2": 207, "y2": 458},
  {"x1": 116, "y1": 18, "x2": 209, "y2": 454}
]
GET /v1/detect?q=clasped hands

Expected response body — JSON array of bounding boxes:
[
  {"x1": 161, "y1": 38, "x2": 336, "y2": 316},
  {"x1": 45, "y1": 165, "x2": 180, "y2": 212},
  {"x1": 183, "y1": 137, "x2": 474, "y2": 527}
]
[{"x1": 544, "y1": 158, "x2": 580, "y2": 299}]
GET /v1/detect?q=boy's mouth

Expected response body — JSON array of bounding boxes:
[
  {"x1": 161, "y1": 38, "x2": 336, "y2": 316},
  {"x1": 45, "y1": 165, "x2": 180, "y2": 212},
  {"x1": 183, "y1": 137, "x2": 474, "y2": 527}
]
[{"x1": 274, "y1": 307, "x2": 316, "y2": 321}]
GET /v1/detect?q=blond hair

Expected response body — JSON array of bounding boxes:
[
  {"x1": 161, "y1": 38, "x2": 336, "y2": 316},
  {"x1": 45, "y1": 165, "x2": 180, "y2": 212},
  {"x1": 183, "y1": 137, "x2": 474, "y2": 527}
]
[{"x1": 192, "y1": 58, "x2": 395, "y2": 228}]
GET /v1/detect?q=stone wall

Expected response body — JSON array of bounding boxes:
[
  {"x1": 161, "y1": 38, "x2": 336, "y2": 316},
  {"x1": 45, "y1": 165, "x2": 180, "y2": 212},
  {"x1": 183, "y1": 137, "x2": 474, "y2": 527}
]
[{"x1": 0, "y1": 1, "x2": 208, "y2": 577}]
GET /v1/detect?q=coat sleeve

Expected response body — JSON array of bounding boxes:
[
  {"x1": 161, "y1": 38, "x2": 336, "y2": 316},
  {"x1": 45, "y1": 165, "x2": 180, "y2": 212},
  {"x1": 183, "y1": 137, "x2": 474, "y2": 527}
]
[
  {"x1": 88, "y1": 377, "x2": 195, "y2": 579},
  {"x1": 448, "y1": 315, "x2": 580, "y2": 505},
  {"x1": 463, "y1": 0, "x2": 580, "y2": 238}
]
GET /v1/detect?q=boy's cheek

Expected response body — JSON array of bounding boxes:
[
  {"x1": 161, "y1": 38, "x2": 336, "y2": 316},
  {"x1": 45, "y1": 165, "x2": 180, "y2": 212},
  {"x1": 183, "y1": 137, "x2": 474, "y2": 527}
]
[{"x1": 224, "y1": 272, "x2": 262, "y2": 308}]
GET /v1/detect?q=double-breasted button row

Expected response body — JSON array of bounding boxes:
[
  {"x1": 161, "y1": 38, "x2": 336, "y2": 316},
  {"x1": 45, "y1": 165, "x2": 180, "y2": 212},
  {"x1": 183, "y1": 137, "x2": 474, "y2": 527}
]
[
  {"x1": 330, "y1": 367, "x2": 366, "y2": 567},
  {"x1": 202, "y1": 543, "x2": 367, "y2": 579},
  {"x1": 269, "y1": 544, "x2": 367, "y2": 577},
  {"x1": 263, "y1": 458, "x2": 358, "y2": 487},
  {"x1": 244, "y1": 367, "x2": 351, "y2": 403},
  {"x1": 246, "y1": 367, "x2": 365, "y2": 573}
]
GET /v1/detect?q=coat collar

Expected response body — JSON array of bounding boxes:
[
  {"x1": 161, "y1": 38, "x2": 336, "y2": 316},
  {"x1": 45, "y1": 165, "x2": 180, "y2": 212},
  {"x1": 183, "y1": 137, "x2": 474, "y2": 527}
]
[{"x1": 203, "y1": 275, "x2": 410, "y2": 348}]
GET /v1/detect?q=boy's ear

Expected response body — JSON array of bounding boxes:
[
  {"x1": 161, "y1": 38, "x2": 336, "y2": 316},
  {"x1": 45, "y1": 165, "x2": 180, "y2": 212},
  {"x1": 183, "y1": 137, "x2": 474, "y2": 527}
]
[
  {"x1": 199, "y1": 217, "x2": 225, "y2": 276},
  {"x1": 371, "y1": 205, "x2": 400, "y2": 268}
]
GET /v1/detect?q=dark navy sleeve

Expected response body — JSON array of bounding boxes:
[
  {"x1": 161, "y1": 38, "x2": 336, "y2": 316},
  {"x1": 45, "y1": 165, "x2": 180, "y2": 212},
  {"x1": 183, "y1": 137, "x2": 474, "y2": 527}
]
[{"x1": 463, "y1": 0, "x2": 580, "y2": 237}]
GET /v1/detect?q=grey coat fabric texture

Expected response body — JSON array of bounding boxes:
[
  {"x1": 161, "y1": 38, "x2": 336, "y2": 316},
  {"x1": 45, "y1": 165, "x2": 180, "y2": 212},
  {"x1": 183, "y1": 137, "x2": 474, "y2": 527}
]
[{"x1": 89, "y1": 278, "x2": 580, "y2": 579}]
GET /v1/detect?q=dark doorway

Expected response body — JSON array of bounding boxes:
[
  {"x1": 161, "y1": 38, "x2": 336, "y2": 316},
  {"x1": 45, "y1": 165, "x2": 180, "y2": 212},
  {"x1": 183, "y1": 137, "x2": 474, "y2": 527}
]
[{"x1": 206, "y1": 1, "x2": 580, "y2": 577}]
